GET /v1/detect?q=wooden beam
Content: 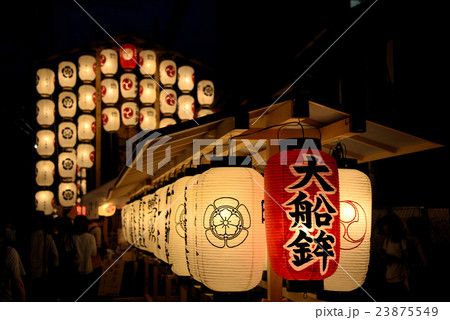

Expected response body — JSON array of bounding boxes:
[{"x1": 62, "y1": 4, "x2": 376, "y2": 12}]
[
  {"x1": 350, "y1": 135, "x2": 397, "y2": 153},
  {"x1": 320, "y1": 117, "x2": 359, "y2": 145}
]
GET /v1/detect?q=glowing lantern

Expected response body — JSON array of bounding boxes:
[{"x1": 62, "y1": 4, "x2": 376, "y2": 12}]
[
  {"x1": 101, "y1": 78, "x2": 119, "y2": 105},
  {"x1": 58, "y1": 61, "x2": 77, "y2": 89},
  {"x1": 58, "y1": 121, "x2": 77, "y2": 149},
  {"x1": 188, "y1": 167, "x2": 266, "y2": 292},
  {"x1": 139, "y1": 107, "x2": 157, "y2": 131},
  {"x1": 120, "y1": 73, "x2": 138, "y2": 99},
  {"x1": 324, "y1": 168, "x2": 372, "y2": 292},
  {"x1": 197, "y1": 107, "x2": 214, "y2": 118},
  {"x1": 58, "y1": 182, "x2": 77, "y2": 207},
  {"x1": 36, "y1": 99, "x2": 55, "y2": 127},
  {"x1": 139, "y1": 79, "x2": 157, "y2": 105},
  {"x1": 77, "y1": 114, "x2": 95, "y2": 142},
  {"x1": 177, "y1": 65, "x2": 195, "y2": 93},
  {"x1": 78, "y1": 84, "x2": 96, "y2": 112},
  {"x1": 184, "y1": 174, "x2": 200, "y2": 279},
  {"x1": 142, "y1": 192, "x2": 159, "y2": 253},
  {"x1": 58, "y1": 150, "x2": 77, "y2": 181},
  {"x1": 77, "y1": 143, "x2": 95, "y2": 168},
  {"x1": 120, "y1": 44, "x2": 137, "y2": 70},
  {"x1": 100, "y1": 48, "x2": 118, "y2": 76},
  {"x1": 36, "y1": 68, "x2": 55, "y2": 97},
  {"x1": 36, "y1": 129, "x2": 55, "y2": 157},
  {"x1": 139, "y1": 49, "x2": 156, "y2": 76},
  {"x1": 78, "y1": 55, "x2": 96, "y2": 82},
  {"x1": 159, "y1": 117, "x2": 176, "y2": 128},
  {"x1": 177, "y1": 95, "x2": 195, "y2": 121},
  {"x1": 35, "y1": 160, "x2": 55, "y2": 187},
  {"x1": 121, "y1": 102, "x2": 139, "y2": 126},
  {"x1": 35, "y1": 190, "x2": 54, "y2": 215},
  {"x1": 159, "y1": 60, "x2": 176, "y2": 87},
  {"x1": 197, "y1": 80, "x2": 214, "y2": 106},
  {"x1": 58, "y1": 91, "x2": 77, "y2": 119},
  {"x1": 154, "y1": 185, "x2": 170, "y2": 263},
  {"x1": 99, "y1": 203, "x2": 116, "y2": 217},
  {"x1": 80, "y1": 179, "x2": 87, "y2": 195},
  {"x1": 160, "y1": 89, "x2": 177, "y2": 115},
  {"x1": 102, "y1": 107, "x2": 120, "y2": 132},
  {"x1": 264, "y1": 139, "x2": 340, "y2": 280},
  {"x1": 121, "y1": 204, "x2": 131, "y2": 243}
]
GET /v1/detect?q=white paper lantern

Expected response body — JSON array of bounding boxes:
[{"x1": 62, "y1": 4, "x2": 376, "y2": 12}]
[
  {"x1": 36, "y1": 129, "x2": 55, "y2": 157},
  {"x1": 36, "y1": 99, "x2": 55, "y2": 127},
  {"x1": 324, "y1": 168, "x2": 372, "y2": 292},
  {"x1": 36, "y1": 68, "x2": 55, "y2": 97},
  {"x1": 102, "y1": 107, "x2": 121, "y2": 132},
  {"x1": 190, "y1": 167, "x2": 266, "y2": 292},
  {"x1": 100, "y1": 48, "x2": 118, "y2": 76},
  {"x1": 139, "y1": 50, "x2": 157, "y2": 76},
  {"x1": 154, "y1": 185, "x2": 170, "y2": 263},
  {"x1": 159, "y1": 117, "x2": 176, "y2": 128},
  {"x1": 58, "y1": 61, "x2": 77, "y2": 89},
  {"x1": 78, "y1": 84, "x2": 96, "y2": 112},
  {"x1": 121, "y1": 102, "x2": 139, "y2": 126},
  {"x1": 59, "y1": 182, "x2": 77, "y2": 207},
  {"x1": 80, "y1": 179, "x2": 87, "y2": 196},
  {"x1": 101, "y1": 78, "x2": 119, "y2": 105},
  {"x1": 177, "y1": 66, "x2": 195, "y2": 93},
  {"x1": 77, "y1": 143, "x2": 95, "y2": 168},
  {"x1": 58, "y1": 150, "x2": 77, "y2": 181},
  {"x1": 177, "y1": 95, "x2": 195, "y2": 121},
  {"x1": 121, "y1": 204, "x2": 131, "y2": 244},
  {"x1": 197, "y1": 80, "x2": 214, "y2": 106},
  {"x1": 78, "y1": 55, "x2": 96, "y2": 82},
  {"x1": 98, "y1": 203, "x2": 116, "y2": 217},
  {"x1": 197, "y1": 107, "x2": 214, "y2": 118},
  {"x1": 58, "y1": 122, "x2": 77, "y2": 149},
  {"x1": 139, "y1": 107, "x2": 157, "y2": 131},
  {"x1": 58, "y1": 91, "x2": 77, "y2": 119},
  {"x1": 159, "y1": 59, "x2": 177, "y2": 87},
  {"x1": 184, "y1": 174, "x2": 201, "y2": 279},
  {"x1": 77, "y1": 114, "x2": 96, "y2": 142},
  {"x1": 35, "y1": 190, "x2": 54, "y2": 215},
  {"x1": 120, "y1": 73, "x2": 138, "y2": 99},
  {"x1": 142, "y1": 192, "x2": 159, "y2": 253},
  {"x1": 35, "y1": 160, "x2": 55, "y2": 187},
  {"x1": 160, "y1": 89, "x2": 177, "y2": 115},
  {"x1": 139, "y1": 79, "x2": 157, "y2": 105}
]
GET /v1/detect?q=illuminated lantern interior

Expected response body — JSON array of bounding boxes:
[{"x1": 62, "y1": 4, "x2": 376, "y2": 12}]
[
  {"x1": 160, "y1": 88, "x2": 177, "y2": 115},
  {"x1": 77, "y1": 114, "x2": 96, "y2": 142},
  {"x1": 98, "y1": 203, "x2": 117, "y2": 217},
  {"x1": 36, "y1": 99, "x2": 55, "y2": 127},
  {"x1": 139, "y1": 78, "x2": 157, "y2": 105},
  {"x1": 36, "y1": 68, "x2": 55, "y2": 97},
  {"x1": 159, "y1": 117, "x2": 176, "y2": 128},
  {"x1": 58, "y1": 150, "x2": 77, "y2": 181},
  {"x1": 78, "y1": 84, "x2": 96, "y2": 112},
  {"x1": 100, "y1": 48, "x2": 118, "y2": 76},
  {"x1": 177, "y1": 65, "x2": 195, "y2": 93},
  {"x1": 58, "y1": 61, "x2": 77, "y2": 89},
  {"x1": 120, "y1": 43, "x2": 137, "y2": 70},
  {"x1": 139, "y1": 49, "x2": 156, "y2": 76},
  {"x1": 58, "y1": 121, "x2": 77, "y2": 149},
  {"x1": 102, "y1": 107, "x2": 121, "y2": 132},
  {"x1": 78, "y1": 55, "x2": 96, "y2": 82},
  {"x1": 35, "y1": 190, "x2": 54, "y2": 215},
  {"x1": 77, "y1": 143, "x2": 95, "y2": 169},
  {"x1": 121, "y1": 102, "x2": 139, "y2": 126},
  {"x1": 35, "y1": 160, "x2": 55, "y2": 187},
  {"x1": 139, "y1": 106, "x2": 157, "y2": 131},
  {"x1": 58, "y1": 91, "x2": 77, "y2": 119},
  {"x1": 36, "y1": 129, "x2": 55, "y2": 158},
  {"x1": 159, "y1": 59, "x2": 177, "y2": 87},
  {"x1": 197, "y1": 80, "x2": 214, "y2": 106},
  {"x1": 58, "y1": 182, "x2": 77, "y2": 207},
  {"x1": 120, "y1": 73, "x2": 138, "y2": 99},
  {"x1": 101, "y1": 78, "x2": 119, "y2": 105},
  {"x1": 177, "y1": 95, "x2": 195, "y2": 121}
]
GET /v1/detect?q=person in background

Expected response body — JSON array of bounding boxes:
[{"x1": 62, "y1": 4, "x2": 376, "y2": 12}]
[
  {"x1": 88, "y1": 218, "x2": 105, "y2": 257},
  {"x1": 0, "y1": 224, "x2": 26, "y2": 302}
]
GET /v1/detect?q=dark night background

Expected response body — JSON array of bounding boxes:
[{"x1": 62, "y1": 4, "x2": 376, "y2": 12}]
[{"x1": 0, "y1": 0, "x2": 448, "y2": 225}]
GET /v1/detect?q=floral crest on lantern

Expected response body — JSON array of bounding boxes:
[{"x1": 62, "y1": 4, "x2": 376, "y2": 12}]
[
  {"x1": 62, "y1": 66, "x2": 74, "y2": 78},
  {"x1": 203, "y1": 197, "x2": 251, "y2": 248}
]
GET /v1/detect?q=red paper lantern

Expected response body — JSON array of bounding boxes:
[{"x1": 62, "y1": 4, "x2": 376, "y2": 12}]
[
  {"x1": 120, "y1": 43, "x2": 137, "y2": 70},
  {"x1": 264, "y1": 139, "x2": 340, "y2": 280}
]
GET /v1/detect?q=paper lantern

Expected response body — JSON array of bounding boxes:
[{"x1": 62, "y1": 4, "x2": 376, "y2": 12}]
[
  {"x1": 324, "y1": 168, "x2": 372, "y2": 292},
  {"x1": 35, "y1": 160, "x2": 55, "y2": 187},
  {"x1": 58, "y1": 91, "x2": 77, "y2": 119},
  {"x1": 78, "y1": 55, "x2": 96, "y2": 82},
  {"x1": 139, "y1": 49, "x2": 157, "y2": 76},
  {"x1": 35, "y1": 190, "x2": 54, "y2": 215},
  {"x1": 197, "y1": 107, "x2": 214, "y2": 118},
  {"x1": 102, "y1": 107, "x2": 121, "y2": 132},
  {"x1": 177, "y1": 95, "x2": 195, "y2": 121},
  {"x1": 139, "y1": 79, "x2": 157, "y2": 105},
  {"x1": 168, "y1": 176, "x2": 191, "y2": 276},
  {"x1": 58, "y1": 121, "x2": 77, "y2": 149},
  {"x1": 197, "y1": 80, "x2": 214, "y2": 106},
  {"x1": 177, "y1": 65, "x2": 195, "y2": 93},
  {"x1": 184, "y1": 174, "x2": 200, "y2": 279},
  {"x1": 36, "y1": 68, "x2": 55, "y2": 97},
  {"x1": 36, "y1": 99, "x2": 55, "y2": 127},
  {"x1": 120, "y1": 73, "x2": 138, "y2": 99},
  {"x1": 160, "y1": 89, "x2": 177, "y2": 115},
  {"x1": 78, "y1": 84, "x2": 96, "y2": 112},
  {"x1": 142, "y1": 192, "x2": 159, "y2": 253},
  {"x1": 120, "y1": 44, "x2": 137, "y2": 70},
  {"x1": 101, "y1": 78, "x2": 119, "y2": 105},
  {"x1": 59, "y1": 182, "x2": 77, "y2": 207},
  {"x1": 58, "y1": 61, "x2": 77, "y2": 89},
  {"x1": 77, "y1": 143, "x2": 95, "y2": 168},
  {"x1": 139, "y1": 107, "x2": 157, "y2": 131},
  {"x1": 121, "y1": 102, "x2": 139, "y2": 126},
  {"x1": 77, "y1": 114, "x2": 96, "y2": 142},
  {"x1": 80, "y1": 179, "x2": 87, "y2": 195},
  {"x1": 159, "y1": 117, "x2": 176, "y2": 128},
  {"x1": 264, "y1": 140, "x2": 340, "y2": 280},
  {"x1": 121, "y1": 204, "x2": 131, "y2": 243},
  {"x1": 100, "y1": 48, "x2": 118, "y2": 76},
  {"x1": 189, "y1": 167, "x2": 266, "y2": 292},
  {"x1": 155, "y1": 185, "x2": 171, "y2": 263},
  {"x1": 58, "y1": 150, "x2": 77, "y2": 181},
  {"x1": 99, "y1": 203, "x2": 116, "y2": 217},
  {"x1": 36, "y1": 129, "x2": 55, "y2": 157},
  {"x1": 159, "y1": 59, "x2": 176, "y2": 87}
]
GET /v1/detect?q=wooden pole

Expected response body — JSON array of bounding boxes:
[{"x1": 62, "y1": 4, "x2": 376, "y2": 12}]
[{"x1": 95, "y1": 48, "x2": 103, "y2": 188}]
